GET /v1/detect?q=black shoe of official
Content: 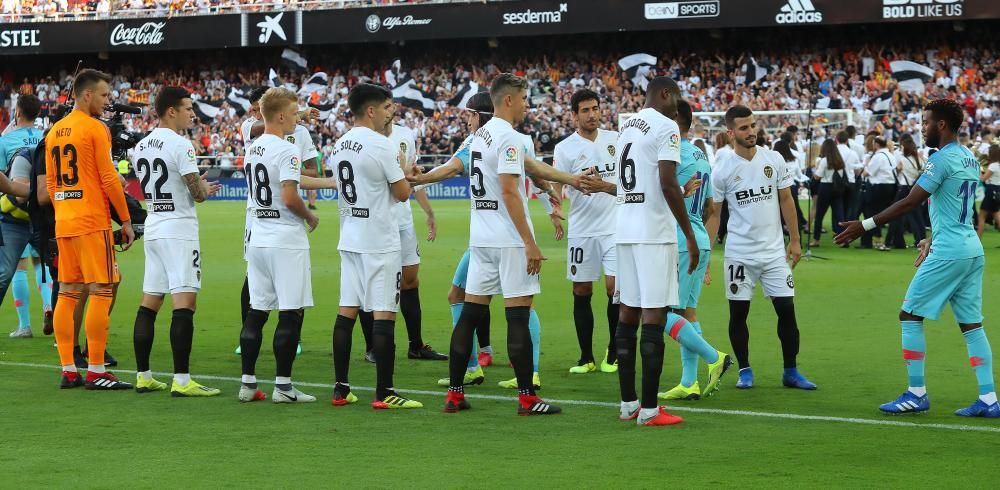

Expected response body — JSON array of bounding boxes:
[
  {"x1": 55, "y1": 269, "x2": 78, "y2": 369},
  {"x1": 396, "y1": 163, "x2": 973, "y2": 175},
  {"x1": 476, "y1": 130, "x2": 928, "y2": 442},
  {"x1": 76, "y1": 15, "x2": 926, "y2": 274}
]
[
  {"x1": 307, "y1": 204, "x2": 317, "y2": 210},
  {"x1": 73, "y1": 349, "x2": 87, "y2": 369},
  {"x1": 80, "y1": 350, "x2": 118, "y2": 367},
  {"x1": 408, "y1": 344, "x2": 448, "y2": 360}
]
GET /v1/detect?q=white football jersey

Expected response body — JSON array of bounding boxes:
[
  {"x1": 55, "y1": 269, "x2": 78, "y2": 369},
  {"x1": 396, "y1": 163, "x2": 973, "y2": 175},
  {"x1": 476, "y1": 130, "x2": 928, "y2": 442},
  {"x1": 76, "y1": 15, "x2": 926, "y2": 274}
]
[
  {"x1": 286, "y1": 124, "x2": 319, "y2": 163},
  {"x1": 554, "y1": 129, "x2": 619, "y2": 238},
  {"x1": 240, "y1": 117, "x2": 258, "y2": 147},
  {"x1": 242, "y1": 117, "x2": 317, "y2": 163},
  {"x1": 243, "y1": 134, "x2": 307, "y2": 250},
  {"x1": 387, "y1": 124, "x2": 417, "y2": 231},
  {"x1": 468, "y1": 117, "x2": 534, "y2": 248},
  {"x1": 711, "y1": 147, "x2": 792, "y2": 260},
  {"x1": 133, "y1": 128, "x2": 200, "y2": 241},
  {"x1": 613, "y1": 107, "x2": 682, "y2": 245},
  {"x1": 334, "y1": 126, "x2": 405, "y2": 254}
]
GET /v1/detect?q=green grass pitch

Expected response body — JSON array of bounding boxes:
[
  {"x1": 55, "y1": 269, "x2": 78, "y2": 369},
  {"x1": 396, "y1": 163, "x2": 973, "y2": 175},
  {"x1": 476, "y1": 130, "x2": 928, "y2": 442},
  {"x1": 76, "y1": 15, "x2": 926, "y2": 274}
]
[{"x1": 1, "y1": 199, "x2": 998, "y2": 488}]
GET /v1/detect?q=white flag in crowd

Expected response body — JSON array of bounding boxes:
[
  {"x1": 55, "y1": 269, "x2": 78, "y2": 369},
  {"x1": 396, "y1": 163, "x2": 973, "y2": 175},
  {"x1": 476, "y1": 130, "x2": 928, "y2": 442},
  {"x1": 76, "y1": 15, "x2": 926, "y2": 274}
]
[{"x1": 890, "y1": 60, "x2": 934, "y2": 93}]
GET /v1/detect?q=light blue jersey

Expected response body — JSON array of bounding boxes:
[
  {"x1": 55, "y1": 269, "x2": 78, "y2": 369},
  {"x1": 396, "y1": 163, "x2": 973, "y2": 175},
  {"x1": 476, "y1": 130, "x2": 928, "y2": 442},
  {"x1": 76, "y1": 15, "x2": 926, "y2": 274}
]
[
  {"x1": 916, "y1": 142, "x2": 984, "y2": 260},
  {"x1": 675, "y1": 139, "x2": 712, "y2": 251},
  {"x1": 453, "y1": 134, "x2": 536, "y2": 173},
  {"x1": 452, "y1": 135, "x2": 474, "y2": 173},
  {"x1": 0, "y1": 126, "x2": 42, "y2": 172},
  {"x1": 903, "y1": 141, "x2": 985, "y2": 323}
]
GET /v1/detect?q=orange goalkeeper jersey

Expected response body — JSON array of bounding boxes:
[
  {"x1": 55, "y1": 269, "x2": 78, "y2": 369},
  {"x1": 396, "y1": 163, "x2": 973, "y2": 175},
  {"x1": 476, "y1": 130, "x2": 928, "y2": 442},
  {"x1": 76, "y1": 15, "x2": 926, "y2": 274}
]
[{"x1": 45, "y1": 109, "x2": 130, "y2": 238}]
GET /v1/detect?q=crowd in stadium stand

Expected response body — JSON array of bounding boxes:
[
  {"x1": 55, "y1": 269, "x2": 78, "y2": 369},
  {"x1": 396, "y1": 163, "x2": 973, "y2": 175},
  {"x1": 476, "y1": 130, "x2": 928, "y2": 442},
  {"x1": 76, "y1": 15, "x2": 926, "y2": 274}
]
[
  {"x1": 2, "y1": 35, "x2": 998, "y2": 167},
  {"x1": 0, "y1": 0, "x2": 487, "y2": 21}
]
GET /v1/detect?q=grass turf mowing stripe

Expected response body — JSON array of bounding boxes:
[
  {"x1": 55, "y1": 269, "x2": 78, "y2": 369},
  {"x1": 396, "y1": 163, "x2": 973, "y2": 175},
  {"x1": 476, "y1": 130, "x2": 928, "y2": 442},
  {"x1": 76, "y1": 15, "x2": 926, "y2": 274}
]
[{"x1": 7, "y1": 360, "x2": 999, "y2": 434}]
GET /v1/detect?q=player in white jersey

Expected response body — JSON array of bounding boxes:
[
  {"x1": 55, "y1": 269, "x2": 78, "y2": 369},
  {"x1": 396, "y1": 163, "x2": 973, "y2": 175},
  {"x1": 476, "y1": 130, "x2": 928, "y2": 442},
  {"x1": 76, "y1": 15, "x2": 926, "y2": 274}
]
[
  {"x1": 237, "y1": 88, "x2": 320, "y2": 404},
  {"x1": 705, "y1": 105, "x2": 816, "y2": 391},
  {"x1": 598, "y1": 78, "x2": 729, "y2": 426},
  {"x1": 236, "y1": 87, "x2": 321, "y2": 356},
  {"x1": 383, "y1": 122, "x2": 445, "y2": 361},
  {"x1": 553, "y1": 88, "x2": 621, "y2": 375},
  {"x1": 329, "y1": 84, "x2": 422, "y2": 410},
  {"x1": 409, "y1": 92, "x2": 577, "y2": 391},
  {"x1": 130, "y1": 87, "x2": 222, "y2": 397},
  {"x1": 443, "y1": 74, "x2": 566, "y2": 416}
]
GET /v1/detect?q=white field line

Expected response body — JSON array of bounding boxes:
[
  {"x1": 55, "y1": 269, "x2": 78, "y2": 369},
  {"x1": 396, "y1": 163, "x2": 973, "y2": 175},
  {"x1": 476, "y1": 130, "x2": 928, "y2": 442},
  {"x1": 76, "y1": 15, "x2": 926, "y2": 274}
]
[{"x1": 4, "y1": 360, "x2": 999, "y2": 434}]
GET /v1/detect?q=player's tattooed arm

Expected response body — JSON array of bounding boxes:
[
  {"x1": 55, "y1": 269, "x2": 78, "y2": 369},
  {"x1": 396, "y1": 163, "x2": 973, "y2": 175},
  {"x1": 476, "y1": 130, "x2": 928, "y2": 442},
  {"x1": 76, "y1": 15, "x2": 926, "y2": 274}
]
[{"x1": 183, "y1": 172, "x2": 221, "y2": 203}]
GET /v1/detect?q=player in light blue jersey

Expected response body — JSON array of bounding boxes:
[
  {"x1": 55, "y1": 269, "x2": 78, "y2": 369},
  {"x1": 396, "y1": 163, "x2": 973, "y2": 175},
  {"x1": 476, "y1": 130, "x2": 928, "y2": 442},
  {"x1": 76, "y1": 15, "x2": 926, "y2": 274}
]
[
  {"x1": 836, "y1": 99, "x2": 997, "y2": 418},
  {"x1": 660, "y1": 99, "x2": 728, "y2": 400},
  {"x1": 0, "y1": 94, "x2": 50, "y2": 339}
]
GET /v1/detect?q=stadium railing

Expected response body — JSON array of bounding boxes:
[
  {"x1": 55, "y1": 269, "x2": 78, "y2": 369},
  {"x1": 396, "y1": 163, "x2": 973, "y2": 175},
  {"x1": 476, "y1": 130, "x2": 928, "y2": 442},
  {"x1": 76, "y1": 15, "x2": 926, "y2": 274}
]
[{"x1": 0, "y1": 0, "x2": 512, "y2": 23}]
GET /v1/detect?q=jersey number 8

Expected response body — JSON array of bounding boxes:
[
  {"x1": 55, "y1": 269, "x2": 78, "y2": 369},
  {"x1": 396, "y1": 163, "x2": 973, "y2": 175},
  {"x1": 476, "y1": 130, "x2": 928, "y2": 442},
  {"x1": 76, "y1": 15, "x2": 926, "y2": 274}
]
[{"x1": 337, "y1": 161, "x2": 357, "y2": 205}]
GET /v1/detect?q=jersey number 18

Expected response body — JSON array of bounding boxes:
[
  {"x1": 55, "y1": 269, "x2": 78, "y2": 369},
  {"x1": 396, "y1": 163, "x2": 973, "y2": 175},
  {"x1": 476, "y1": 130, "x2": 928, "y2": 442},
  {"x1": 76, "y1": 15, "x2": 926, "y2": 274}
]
[{"x1": 246, "y1": 163, "x2": 272, "y2": 207}]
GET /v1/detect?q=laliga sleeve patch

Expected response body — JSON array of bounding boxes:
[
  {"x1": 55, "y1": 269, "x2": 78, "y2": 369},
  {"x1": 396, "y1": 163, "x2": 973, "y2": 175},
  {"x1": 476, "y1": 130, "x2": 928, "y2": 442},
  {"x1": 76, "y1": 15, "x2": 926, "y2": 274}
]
[
  {"x1": 503, "y1": 145, "x2": 519, "y2": 164},
  {"x1": 290, "y1": 156, "x2": 300, "y2": 172},
  {"x1": 669, "y1": 132, "x2": 680, "y2": 149}
]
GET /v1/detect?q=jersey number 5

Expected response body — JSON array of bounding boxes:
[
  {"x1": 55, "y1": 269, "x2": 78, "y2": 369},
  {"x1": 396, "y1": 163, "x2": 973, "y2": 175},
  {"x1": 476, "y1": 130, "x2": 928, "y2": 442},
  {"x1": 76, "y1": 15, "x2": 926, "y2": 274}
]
[{"x1": 469, "y1": 151, "x2": 486, "y2": 198}]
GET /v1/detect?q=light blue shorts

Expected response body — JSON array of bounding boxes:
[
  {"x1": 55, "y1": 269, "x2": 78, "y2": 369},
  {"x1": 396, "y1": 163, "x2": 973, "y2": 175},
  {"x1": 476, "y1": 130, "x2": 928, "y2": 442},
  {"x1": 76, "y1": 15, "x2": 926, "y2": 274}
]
[
  {"x1": 452, "y1": 249, "x2": 471, "y2": 289},
  {"x1": 20, "y1": 243, "x2": 38, "y2": 260},
  {"x1": 672, "y1": 249, "x2": 711, "y2": 310},
  {"x1": 903, "y1": 255, "x2": 984, "y2": 324}
]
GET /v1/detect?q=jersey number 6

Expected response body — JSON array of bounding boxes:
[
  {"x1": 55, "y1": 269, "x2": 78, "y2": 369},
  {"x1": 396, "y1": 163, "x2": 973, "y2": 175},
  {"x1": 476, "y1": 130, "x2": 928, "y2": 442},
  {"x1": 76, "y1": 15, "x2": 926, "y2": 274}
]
[{"x1": 619, "y1": 143, "x2": 636, "y2": 192}]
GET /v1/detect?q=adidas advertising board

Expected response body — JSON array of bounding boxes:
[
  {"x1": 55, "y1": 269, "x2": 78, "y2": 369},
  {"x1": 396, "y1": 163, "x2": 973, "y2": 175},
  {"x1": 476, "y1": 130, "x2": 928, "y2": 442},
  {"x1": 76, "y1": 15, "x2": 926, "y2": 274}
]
[{"x1": 775, "y1": 0, "x2": 823, "y2": 24}]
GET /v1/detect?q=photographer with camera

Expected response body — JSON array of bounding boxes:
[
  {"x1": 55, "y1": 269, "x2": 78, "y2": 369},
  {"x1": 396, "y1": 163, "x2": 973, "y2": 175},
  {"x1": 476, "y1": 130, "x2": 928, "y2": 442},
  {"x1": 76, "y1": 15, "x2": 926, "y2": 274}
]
[{"x1": 46, "y1": 69, "x2": 136, "y2": 391}]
